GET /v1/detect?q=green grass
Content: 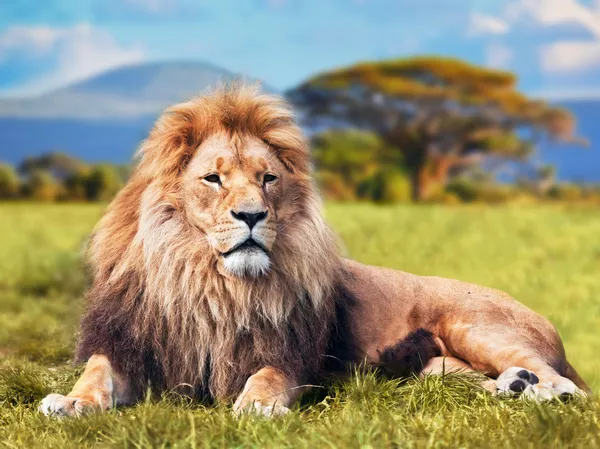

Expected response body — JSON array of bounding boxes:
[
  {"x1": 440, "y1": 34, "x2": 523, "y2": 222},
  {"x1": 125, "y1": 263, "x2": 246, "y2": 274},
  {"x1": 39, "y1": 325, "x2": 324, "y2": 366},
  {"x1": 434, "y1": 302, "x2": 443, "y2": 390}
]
[{"x1": 1, "y1": 202, "x2": 600, "y2": 448}]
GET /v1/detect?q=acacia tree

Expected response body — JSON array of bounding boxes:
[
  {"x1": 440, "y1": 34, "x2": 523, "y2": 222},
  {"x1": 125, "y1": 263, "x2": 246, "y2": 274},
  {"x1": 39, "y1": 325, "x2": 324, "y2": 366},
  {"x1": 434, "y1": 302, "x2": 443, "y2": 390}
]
[{"x1": 288, "y1": 57, "x2": 582, "y2": 201}]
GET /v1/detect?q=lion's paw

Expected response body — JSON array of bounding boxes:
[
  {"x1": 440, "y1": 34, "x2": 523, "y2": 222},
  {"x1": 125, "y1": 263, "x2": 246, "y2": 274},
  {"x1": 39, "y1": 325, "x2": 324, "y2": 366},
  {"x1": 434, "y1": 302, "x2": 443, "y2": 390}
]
[
  {"x1": 496, "y1": 367, "x2": 585, "y2": 402},
  {"x1": 234, "y1": 401, "x2": 290, "y2": 418},
  {"x1": 496, "y1": 367, "x2": 539, "y2": 396},
  {"x1": 39, "y1": 394, "x2": 96, "y2": 418}
]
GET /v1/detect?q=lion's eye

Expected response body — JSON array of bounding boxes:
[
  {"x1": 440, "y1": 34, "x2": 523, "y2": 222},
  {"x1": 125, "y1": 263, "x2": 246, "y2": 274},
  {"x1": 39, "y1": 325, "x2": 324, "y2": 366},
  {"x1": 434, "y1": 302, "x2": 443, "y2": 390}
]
[
  {"x1": 263, "y1": 174, "x2": 278, "y2": 184},
  {"x1": 204, "y1": 174, "x2": 221, "y2": 184}
]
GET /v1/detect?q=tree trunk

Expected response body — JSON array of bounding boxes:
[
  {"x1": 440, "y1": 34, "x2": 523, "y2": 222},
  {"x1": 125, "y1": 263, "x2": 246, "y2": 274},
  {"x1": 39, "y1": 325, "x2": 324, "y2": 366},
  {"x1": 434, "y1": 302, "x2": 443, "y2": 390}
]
[{"x1": 410, "y1": 156, "x2": 455, "y2": 202}]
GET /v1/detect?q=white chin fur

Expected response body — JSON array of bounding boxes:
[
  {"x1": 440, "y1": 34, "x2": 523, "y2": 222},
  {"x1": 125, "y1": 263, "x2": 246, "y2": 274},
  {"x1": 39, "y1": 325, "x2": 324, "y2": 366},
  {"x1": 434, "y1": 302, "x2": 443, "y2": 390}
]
[{"x1": 222, "y1": 248, "x2": 271, "y2": 277}]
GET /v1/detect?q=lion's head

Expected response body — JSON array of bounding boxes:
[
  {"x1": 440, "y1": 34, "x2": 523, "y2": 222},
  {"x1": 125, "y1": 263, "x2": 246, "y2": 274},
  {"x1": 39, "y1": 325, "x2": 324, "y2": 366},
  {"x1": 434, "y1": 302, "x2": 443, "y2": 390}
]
[
  {"x1": 181, "y1": 132, "x2": 295, "y2": 277},
  {"x1": 78, "y1": 84, "x2": 345, "y2": 400}
]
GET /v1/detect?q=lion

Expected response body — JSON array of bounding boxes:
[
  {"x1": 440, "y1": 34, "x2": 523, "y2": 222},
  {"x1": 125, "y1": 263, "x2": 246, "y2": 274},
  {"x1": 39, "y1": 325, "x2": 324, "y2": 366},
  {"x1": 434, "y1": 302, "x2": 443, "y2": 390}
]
[{"x1": 40, "y1": 84, "x2": 588, "y2": 418}]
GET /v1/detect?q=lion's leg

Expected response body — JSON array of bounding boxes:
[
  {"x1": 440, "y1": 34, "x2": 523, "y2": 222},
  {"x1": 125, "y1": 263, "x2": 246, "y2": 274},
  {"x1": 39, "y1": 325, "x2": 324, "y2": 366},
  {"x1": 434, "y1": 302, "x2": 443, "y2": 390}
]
[
  {"x1": 493, "y1": 362, "x2": 585, "y2": 401},
  {"x1": 233, "y1": 367, "x2": 302, "y2": 417},
  {"x1": 420, "y1": 356, "x2": 497, "y2": 393},
  {"x1": 40, "y1": 355, "x2": 131, "y2": 417},
  {"x1": 443, "y1": 328, "x2": 587, "y2": 401}
]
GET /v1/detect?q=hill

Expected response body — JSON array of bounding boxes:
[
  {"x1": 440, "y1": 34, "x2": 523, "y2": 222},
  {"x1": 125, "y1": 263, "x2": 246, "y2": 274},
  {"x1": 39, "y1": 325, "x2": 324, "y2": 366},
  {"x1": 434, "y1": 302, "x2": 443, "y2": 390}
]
[
  {"x1": 0, "y1": 63, "x2": 597, "y2": 182},
  {"x1": 0, "y1": 61, "x2": 272, "y2": 120},
  {"x1": 0, "y1": 60, "x2": 274, "y2": 165}
]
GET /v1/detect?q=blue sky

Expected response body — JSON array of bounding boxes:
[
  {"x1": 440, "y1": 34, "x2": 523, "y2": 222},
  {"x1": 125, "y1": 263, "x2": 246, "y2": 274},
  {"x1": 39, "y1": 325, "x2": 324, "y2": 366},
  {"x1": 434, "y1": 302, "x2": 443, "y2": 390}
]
[{"x1": 2, "y1": 0, "x2": 600, "y2": 98}]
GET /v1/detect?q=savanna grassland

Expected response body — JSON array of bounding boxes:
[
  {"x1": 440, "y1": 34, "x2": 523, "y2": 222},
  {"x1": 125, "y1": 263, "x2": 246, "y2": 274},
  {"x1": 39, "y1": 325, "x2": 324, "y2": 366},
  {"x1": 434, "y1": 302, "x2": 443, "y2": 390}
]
[{"x1": 1, "y1": 202, "x2": 600, "y2": 448}]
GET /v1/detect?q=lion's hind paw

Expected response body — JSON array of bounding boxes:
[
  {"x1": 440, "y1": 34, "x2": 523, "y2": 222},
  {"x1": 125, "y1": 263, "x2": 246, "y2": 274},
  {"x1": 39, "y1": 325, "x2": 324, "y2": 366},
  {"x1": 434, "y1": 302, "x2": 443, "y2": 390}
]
[{"x1": 496, "y1": 367, "x2": 586, "y2": 402}]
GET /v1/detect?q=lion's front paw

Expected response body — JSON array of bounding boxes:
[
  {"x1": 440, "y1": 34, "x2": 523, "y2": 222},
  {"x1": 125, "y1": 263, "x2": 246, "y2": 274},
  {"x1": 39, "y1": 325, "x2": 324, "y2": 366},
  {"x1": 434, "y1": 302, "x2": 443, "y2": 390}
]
[
  {"x1": 233, "y1": 401, "x2": 290, "y2": 418},
  {"x1": 39, "y1": 394, "x2": 97, "y2": 417}
]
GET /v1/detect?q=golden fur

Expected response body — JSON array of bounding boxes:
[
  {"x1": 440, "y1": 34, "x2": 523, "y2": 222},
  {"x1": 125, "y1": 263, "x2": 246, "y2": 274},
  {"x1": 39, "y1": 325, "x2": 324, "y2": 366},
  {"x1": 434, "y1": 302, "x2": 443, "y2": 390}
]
[
  {"x1": 39, "y1": 84, "x2": 588, "y2": 418},
  {"x1": 75, "y1": 84, "x2": 344, "y2": 401}
]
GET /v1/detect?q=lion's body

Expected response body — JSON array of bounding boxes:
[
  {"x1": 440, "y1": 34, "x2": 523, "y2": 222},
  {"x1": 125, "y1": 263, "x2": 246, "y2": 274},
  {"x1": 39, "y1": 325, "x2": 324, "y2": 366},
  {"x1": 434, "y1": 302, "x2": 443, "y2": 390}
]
[
  {"x1": 39, "y1": 85, "x2": 587, "y2": 418},
  {"x1": 343, "y1": 260, "x2": 587, "y2": 391}
]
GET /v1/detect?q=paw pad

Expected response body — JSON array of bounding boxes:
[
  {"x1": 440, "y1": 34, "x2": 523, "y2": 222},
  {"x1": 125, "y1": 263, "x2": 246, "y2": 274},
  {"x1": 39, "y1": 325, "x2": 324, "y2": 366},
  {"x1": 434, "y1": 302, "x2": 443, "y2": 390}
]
[{"x1": 496, "y1": 367, "x2": 539, "y2": 396}]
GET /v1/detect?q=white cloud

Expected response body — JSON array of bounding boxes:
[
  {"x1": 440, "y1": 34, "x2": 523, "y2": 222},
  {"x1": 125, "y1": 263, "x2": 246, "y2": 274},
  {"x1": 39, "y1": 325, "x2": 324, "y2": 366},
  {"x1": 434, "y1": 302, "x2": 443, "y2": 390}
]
[
  {"x1": 467, "y1": 13, "x2": 509, "y2": 36},
  {"x1": 507, "y1": 0, "x2": 600, "y2": 36},
  {"x1": 507, "y1": 0, "x2": 600, "y2": 74},
  {"x1": 540, "y1": 40, "x2": 600, "y2": 73},
  {"x1": 0, "y1": 23, "x2": 145, "y2": 97},
  {"x1": 0, "y1": 26, "x2": 59, "y2": 59},
  {"x1": 486, "y1": 42, "x2": 512, "y2": 68}
]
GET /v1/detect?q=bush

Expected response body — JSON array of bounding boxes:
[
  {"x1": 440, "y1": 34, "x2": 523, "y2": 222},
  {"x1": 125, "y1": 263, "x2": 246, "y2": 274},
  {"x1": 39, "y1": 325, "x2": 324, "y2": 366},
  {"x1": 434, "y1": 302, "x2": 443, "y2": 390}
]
[
  {"x1": 548, "y1": 184, "x2": 583, "y2": 201},
  {"x1": 23, "y1": 170, "x2": 62, "y2": 202},
  {"x1": 446, "y1": 178, "x2": 478, "y2": 202},
  {"x1": 312, "y1": 130, "x2": 408, "y2": 202},
  {"x1": 0, "y1": 164, "x2": 20, "y2": 199},
  {"x1": 357, "y1": 169, "x2": 411, "y2": 203},
  {"x1": 85, "y1": 164, "x2": 122, "y2": 201},
  {"x1": 64, "y1": 168, "x2": 91, "y2": 201},
  {"x1": 446, "y1": 178, "x2": 517, "y2": 204}
]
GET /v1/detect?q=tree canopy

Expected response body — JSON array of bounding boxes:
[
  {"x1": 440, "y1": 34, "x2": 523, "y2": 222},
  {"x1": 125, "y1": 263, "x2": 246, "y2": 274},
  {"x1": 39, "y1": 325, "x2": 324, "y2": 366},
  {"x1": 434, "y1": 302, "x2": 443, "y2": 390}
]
[{"x1": 288, "y1": 56, "x2": 583, "y2": 200}]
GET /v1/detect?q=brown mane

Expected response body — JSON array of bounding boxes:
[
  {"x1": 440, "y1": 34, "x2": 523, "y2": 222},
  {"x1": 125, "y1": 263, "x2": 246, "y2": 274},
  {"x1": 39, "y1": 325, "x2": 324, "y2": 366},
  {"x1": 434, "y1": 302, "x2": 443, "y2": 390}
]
[{"x1": 76, "y1": 84, "x2": 347, "y2": 401}]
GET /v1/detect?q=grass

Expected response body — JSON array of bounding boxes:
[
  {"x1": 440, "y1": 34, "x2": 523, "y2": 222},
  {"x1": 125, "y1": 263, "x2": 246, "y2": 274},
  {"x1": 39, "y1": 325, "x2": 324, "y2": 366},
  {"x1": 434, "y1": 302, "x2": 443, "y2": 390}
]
[{"x1": 1, "y1": 202, "x2": 600, "y2": 448}]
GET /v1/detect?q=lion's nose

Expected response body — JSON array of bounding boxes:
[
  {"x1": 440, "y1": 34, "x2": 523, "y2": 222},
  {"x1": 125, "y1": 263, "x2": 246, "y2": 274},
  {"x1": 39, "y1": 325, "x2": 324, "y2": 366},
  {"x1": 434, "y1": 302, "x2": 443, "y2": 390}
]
[{"x1": 231, "y1": 210, "x2": 267, "y2": 230}]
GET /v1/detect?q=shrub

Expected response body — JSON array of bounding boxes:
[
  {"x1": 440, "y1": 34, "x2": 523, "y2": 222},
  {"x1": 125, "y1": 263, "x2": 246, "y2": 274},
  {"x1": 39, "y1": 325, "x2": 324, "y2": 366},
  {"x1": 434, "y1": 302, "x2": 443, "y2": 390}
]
[
  {"x1": 312, "y1": 130, "x2": 408, "y2": 202},
  {"x1": 64, "y1": 168, "x2": 91, "y2": 201},
  {"x1": 0, "y1": 164, "x2": 20, "y2": 199},
  {"x1": 446, "y1": 178, "x2": 478, "y2": 202},
  {"x1": 85, "y1": 164, "x2": 122, "y2": 201},
  {"x1": 358, "y1": 169, "x2": 411, "y2": 203},
  {"x1": 548, "y1": 184, "x2": 583, "y2": 201},
  {"x1": 23, "y1": 170, "x2": 62, "y2": 202},
  {"x1": 446, "y1": 178, "x2": 517, "y2": 204}
]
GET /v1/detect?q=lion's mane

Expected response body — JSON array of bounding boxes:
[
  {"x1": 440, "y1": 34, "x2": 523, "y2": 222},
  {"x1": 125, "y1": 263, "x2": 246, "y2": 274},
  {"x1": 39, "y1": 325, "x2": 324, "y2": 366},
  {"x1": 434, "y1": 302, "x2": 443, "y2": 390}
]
[{"x1": 76, "y1": 85, "x2": 351, "y2": 401}]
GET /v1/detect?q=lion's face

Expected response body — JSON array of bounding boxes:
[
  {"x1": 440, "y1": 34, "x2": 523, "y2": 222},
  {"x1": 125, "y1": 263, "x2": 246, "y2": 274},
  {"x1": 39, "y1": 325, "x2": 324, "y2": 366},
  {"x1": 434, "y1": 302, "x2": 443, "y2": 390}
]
[{"x1": 181, "y1": 133, "x2": 289, "y2": 277}]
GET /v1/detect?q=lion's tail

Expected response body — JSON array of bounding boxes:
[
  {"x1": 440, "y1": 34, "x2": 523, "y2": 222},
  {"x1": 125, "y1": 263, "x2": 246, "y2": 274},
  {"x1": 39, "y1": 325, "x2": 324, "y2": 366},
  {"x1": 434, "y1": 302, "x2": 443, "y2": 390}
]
[
  {"x1": 564, "y1": 361, "x2": 591, "y2": 394},
  {"x1": 377, "y1": 328, "x2": 442, "y2": 378}
]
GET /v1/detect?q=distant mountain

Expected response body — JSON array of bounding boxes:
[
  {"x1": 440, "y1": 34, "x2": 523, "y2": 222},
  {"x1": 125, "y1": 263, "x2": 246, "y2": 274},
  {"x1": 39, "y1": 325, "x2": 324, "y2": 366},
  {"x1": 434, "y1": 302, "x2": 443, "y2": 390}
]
[
  {"x1": 0, "y1": 64, "x2": 598, "y2": 182},
  {"x1": 0, "y1": 61, "x2": 275, "y2": 165},
  {"x1": 0, "y1": 61, "x2": 273, "y2": 120}
]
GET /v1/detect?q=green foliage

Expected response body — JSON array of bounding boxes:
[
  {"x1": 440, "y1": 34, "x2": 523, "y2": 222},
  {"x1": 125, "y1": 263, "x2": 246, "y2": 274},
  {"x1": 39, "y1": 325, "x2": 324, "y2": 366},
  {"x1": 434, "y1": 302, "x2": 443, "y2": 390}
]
[
  {"x1": 312, "y1": 130, "x2": 408, "y2": 201},
  {"x1": 548, "y1": 184, "x2": 583, "y2": 202},
  {"x1": 63, "y1": 168, "x2": 91, "y2": 201},
  {"x1": 23, "y1": 169, "x2": 62, "y2": 202},
  {"x1": 0, "y1": 163, "x2": 20, "y2": 199},
  {"x1": 290, "y1": 56, "x2": 583, "y2": 200},
  {"x1": 19, "y1": 152, "x2": 88, "y2": 180},
  {"x1": 446, "y1": 178, "x2": 517, "y2": 204},
  {"x1": 1, "y1": 203, "x2": 600, "y2": 447},
  {"x1": 84, "y1": 164, "x2": 123, "y2": 201},
  {"x1": 357, "y1": 168, "x2": 411, "y2": 202},
  {"x1": 0, "y1": 153, "x2": 132, "y2": 203}
]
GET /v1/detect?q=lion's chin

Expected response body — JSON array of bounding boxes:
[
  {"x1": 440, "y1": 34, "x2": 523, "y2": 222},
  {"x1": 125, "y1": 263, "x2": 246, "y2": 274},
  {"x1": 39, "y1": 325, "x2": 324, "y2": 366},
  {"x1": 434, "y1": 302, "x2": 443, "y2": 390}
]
[{"x1": 221, "y1": 248, "x2": 271, "y2": 278}]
